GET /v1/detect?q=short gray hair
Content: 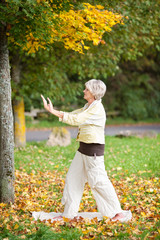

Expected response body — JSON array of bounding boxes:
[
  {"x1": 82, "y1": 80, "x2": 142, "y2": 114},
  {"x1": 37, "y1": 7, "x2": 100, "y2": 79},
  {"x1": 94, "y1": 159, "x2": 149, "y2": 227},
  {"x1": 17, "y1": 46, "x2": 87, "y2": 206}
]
[{"x1": 85, "y1": 79, "x2": 107, "y2": 100}]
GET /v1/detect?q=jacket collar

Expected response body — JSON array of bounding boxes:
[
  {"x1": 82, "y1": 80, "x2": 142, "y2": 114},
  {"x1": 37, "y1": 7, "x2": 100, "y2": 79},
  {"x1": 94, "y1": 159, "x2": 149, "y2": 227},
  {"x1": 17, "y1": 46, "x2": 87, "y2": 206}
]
[{"x1": 84, "y1": 99, "x2": 101, "y2": 110}]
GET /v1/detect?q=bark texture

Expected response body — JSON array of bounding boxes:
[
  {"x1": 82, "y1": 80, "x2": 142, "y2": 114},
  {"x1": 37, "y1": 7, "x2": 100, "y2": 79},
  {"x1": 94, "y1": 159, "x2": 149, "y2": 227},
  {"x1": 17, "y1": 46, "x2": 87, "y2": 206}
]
[{"x1": 0, "y1": 24, "x2": 15, "y2": 203}]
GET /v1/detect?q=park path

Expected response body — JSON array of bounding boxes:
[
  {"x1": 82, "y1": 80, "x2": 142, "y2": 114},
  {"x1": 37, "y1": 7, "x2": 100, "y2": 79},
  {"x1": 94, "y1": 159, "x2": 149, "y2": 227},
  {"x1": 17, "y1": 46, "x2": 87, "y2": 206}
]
[{"x1": 26, "y1": 124, "x2": 160, "y2": 142}]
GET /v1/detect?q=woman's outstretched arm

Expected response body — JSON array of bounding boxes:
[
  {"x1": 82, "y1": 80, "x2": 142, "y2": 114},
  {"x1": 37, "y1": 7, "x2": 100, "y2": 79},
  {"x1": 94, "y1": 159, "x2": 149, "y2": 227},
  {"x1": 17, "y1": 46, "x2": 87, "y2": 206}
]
[{"x1": 41, "y1": 95, "x2": 64, "y2": 119}]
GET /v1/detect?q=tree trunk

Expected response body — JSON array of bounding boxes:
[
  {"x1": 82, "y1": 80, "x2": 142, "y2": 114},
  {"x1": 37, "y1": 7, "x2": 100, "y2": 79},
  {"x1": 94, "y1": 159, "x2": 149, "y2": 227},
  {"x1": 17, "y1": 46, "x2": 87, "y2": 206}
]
[
  {"x1": 11, "y1": 53, "x2": 26, "y2": 147},
  {"x1": 0, "y1": 24, "x2": 15, "y2": 203}
]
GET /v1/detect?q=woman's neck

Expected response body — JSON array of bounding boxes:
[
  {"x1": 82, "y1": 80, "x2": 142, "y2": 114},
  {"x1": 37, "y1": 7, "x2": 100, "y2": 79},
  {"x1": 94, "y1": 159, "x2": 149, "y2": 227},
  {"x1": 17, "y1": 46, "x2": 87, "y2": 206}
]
[{"x1": 87, "y1": 98, "x2": 95, "y2": 106}]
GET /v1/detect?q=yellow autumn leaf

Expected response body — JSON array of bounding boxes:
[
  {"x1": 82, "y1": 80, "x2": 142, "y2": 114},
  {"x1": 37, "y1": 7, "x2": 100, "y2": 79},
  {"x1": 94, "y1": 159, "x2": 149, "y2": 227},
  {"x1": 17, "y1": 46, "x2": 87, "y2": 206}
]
[
  {"x1": 14, "y1": 223, "x2": 19, "y2": 230},
  {"x1": 93, "y1": 38, "x2": 100, "y2": 45},
  {"x1": 82, "y1": 229, "x2": 89, "y2": 234},
  {"x1": 54, "y1": 165, "x2": 59, "y2": 168},
  {"x1": 121, "y1": 197, "x2": 127, "y2": 203},
  {"x1": 0, "y1": 203, "x2": 7, "y2": 207},
  {"x1": 96, "y1": 5, "x2": 104, "y2": 10},
  {"x1": 150, "y1": 206, "x2": 156, "y2": 211},
  {"x1": 97, "y1": 226, "x2": 104, "y2": 232},
  {"x1": 84, "y1": 46, "x2": 90, "y2": 50},
  {"x1": 141, "y1": 212, "x2": 146, "y2": 217}
]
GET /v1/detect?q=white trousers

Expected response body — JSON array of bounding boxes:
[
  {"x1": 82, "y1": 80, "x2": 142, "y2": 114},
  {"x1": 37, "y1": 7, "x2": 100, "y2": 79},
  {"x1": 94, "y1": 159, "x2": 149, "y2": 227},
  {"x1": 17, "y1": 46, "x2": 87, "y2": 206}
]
[{"x1": 61, "y1": 151, "x2": 122, "y2": 218}]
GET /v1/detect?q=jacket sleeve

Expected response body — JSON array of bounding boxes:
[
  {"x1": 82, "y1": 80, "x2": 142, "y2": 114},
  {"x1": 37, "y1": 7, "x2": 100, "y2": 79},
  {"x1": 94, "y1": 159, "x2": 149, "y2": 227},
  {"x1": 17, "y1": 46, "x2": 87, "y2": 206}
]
[
  {"x1": 70, "y1": 107, "x2": 84, "y2": 114},
  {"x1": 62, "y1": 105, "x2": 105, "y2": 126}
]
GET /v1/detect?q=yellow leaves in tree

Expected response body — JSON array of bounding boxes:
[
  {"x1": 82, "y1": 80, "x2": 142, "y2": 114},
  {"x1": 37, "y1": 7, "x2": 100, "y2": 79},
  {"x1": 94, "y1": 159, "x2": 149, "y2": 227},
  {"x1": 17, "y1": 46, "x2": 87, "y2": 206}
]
[
  {"x1": 23, "y1": 32, "x2": 46, "y2": 54},
  {"x1": 22, "y1": 3, "x2": 123, "y2": 54},
  {"x1": 51, "y1": 3, "x2": 123, "y2": 53}
]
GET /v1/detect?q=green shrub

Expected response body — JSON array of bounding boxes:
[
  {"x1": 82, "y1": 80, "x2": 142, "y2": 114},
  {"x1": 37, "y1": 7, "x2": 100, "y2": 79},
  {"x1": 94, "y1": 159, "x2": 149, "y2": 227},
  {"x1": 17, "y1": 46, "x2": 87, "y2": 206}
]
[
  {"x1": 145, "y1": 91, "x2": 160, "y2": 118},
  {"x1": 121, "y1": 90, "x2": 148, "y2": 120}
]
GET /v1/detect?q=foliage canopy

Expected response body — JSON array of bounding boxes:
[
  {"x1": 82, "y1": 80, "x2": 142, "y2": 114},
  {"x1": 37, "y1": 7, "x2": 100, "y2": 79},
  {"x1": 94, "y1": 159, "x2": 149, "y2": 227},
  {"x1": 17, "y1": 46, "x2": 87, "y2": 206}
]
[{"x1": 0, "y1": 0, "x2": 123, "y2": 54}]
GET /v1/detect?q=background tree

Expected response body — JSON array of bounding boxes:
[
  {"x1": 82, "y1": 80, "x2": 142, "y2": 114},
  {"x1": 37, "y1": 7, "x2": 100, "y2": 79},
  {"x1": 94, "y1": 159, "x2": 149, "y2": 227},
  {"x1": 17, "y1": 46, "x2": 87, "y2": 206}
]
[
  {"x1": 10, "y1": 50, "x2": 26, "y2": 148},
  {"x1": 22, "y1": 0, "x2": 160, "y2": 121}
]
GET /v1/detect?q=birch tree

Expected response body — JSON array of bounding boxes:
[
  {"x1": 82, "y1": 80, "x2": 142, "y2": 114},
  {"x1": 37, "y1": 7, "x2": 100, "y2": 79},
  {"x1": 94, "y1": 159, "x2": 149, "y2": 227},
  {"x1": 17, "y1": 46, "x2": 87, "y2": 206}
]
[{"x1": 0, "y1": 18, "x2": 14, "y2": 203}]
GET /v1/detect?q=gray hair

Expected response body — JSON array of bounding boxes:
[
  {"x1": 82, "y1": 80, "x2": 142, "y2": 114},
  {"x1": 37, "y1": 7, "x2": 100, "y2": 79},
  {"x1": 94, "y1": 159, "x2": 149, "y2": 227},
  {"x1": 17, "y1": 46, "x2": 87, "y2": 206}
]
[{"x1": 85, "y1": 79, "x2": 107, "y2": 100}]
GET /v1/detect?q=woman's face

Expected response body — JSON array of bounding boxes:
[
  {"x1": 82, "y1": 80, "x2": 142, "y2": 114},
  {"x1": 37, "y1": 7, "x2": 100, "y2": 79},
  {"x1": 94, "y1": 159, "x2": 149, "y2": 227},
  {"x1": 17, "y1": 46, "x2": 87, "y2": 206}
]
[{"x1": 83, "y1": 87, "x2": 95, "y2": 102}]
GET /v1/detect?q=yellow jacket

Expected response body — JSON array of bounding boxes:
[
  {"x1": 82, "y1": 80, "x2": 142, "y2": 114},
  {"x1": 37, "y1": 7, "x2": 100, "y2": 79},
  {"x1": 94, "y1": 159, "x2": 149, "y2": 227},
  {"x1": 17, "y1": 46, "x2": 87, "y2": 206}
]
[{"x1": 60, "y1": 100, "x2": 106, "y2": 144}]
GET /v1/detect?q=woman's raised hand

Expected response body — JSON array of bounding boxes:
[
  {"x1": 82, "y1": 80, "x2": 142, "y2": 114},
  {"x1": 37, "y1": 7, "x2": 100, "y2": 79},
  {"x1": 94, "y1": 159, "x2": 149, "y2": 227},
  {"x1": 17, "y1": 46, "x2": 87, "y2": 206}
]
[
  {"x1": 47, "y1": 97, "x2": 54, "y2": 114},
  {"x1": 41, "y1": 95, "x2": 54, "y2": 114},
  {"x1": 41, "y1": 95, "x2": 63, "y2": 119}
]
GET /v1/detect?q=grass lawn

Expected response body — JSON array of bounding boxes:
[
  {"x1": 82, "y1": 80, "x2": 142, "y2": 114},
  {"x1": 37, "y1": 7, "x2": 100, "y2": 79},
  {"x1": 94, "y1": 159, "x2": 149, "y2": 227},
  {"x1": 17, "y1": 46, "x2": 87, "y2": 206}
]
[{"x1": 0, "y1": 136, "x2": 160, "y2": 239}]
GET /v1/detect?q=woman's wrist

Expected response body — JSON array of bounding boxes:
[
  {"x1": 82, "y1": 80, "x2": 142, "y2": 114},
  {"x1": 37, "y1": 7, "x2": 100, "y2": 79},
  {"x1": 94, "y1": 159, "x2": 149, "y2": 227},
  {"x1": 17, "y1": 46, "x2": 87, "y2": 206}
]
[{"x1": 52, "y1": 109, "x2": 63, "y2": 119}]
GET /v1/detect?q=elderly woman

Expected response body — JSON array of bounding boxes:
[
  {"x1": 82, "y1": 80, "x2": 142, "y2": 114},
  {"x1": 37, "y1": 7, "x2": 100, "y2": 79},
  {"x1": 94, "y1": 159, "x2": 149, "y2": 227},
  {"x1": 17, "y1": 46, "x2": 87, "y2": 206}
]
[{"x1": 41, "y1": 79, "x2": 131, "y2": 222}]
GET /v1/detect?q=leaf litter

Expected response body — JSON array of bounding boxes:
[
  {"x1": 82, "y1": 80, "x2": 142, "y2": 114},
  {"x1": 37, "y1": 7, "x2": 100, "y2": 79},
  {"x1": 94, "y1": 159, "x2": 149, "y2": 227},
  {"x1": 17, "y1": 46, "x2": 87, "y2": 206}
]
[{"x1": 0, "y1": 169, "x2": 159, "y2": 239}]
